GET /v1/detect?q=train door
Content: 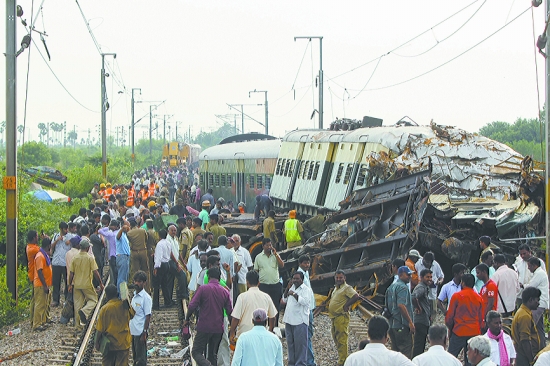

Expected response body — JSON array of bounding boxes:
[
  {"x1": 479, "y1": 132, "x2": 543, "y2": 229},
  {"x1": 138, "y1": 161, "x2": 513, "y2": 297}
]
[{"x1": 236, "y1": 156, "x2": 245, "y2": 205}]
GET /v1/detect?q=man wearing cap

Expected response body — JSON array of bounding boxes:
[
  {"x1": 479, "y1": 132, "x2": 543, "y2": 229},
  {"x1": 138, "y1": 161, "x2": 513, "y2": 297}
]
[
  {"x1": 201, "y1": 188, "x2": 215, "y2": 209},
  {"x1": 283, "y1": 210, "x2": 304, "y2": 249},
  {"x1": 68, "y1": 237, "x2": 104, "y2": 328},
  {"x1": 406, "y1": 250, "x2": 421, "y2": 291},
  {"x1": 207, "y1": 214, "x2": 226, "y2": 248},
  {"x1": 199, "y1": 201, "x2": 211, "y2": 230},
  {"x1": 231, "y1": 308, "x2": 283, "y2": 366},
  {"x1": 386, "y1": 266, "x2": 416, "y2": 359}
]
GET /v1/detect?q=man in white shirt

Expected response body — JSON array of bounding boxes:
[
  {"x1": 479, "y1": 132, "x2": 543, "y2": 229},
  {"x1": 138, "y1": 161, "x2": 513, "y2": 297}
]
[
  {"x1": 466, "y1": 336, "x2": 497, "y2": 366},
  {"x1": 345, "y1": 315, "x2": 414, "y2": 366},
  {"x1": 231, "y1": 234, "x2": 253, "y2": 295},
  {"x1": 297, "y1": 255, "x2": 317, "y2": 366},
  {"x1": 524, "y1": 257, "x2": 549, "y2": 348},
  {"x1": 414, "y1": 252, "x2": 444, "y2": 300},
  {"x1": 153, "y1": 229, "x2": 173, "y2": 310},
  {"x1": 283, "y1": 272, "x2": 313, "y2": 366},
  {"x1": 483, "y1": 311, "x2": 516, "y2": 366},
  {"x1": 492, "y1": 254, "x2": 519, "y2": 317},
  {"x1": 513, "y1": 244, "x2": 546, "y2": 307},
  {"x1": 412, "y1": 324, "x2": 461, "y2": 366},
  {"x1": 129, "y1": 270, "x2": 152, "y2": 366}
]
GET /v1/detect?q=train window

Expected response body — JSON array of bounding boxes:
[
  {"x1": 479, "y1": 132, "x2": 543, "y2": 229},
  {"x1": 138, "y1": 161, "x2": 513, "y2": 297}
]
[
  {"x1": 257, "y1": 175, "x2": 263, "y2": 189},
  {"x1": 285, "y1": 160, "x2": 291, "y2": 176},
  {"x1": 335, "y1": 163, "x2": 344, "y2": 184},
  {"x1": 307, "y1": 161, "x2": 314, "y2": 180},
  {"x1": 227, "y1": 174, "x2": 233, "y2": 187},
  {"x1": 301, "y1": 161, "x2": 309, "y2": 179},
  {"x1": 289, "y1": 160, "x2": 295, "y2": 177},
  {"x1": 266, "y1": 175, "x2": 272, "y2": 189},
  {"x1": 208, "y1": 174, "x2": 214, "y2": 187},
  {"x1": 200, "y1": 173, "x2": 205, "y2": 186},
  {"x1": 275, "y1": 159, "x2": 282, "y2": 175},
  {"x1": 312, "y1": 162, "x2": 320, "y2": 180},
  {"x1": 343, "y1": 164, "x2": 353, "y2": 184},
  {"x1": 214, "y1": 174, "x2": 220, "y2": 187},
  {"x1": 221, "y1": 174, "x2": 226, "y2": 187},
  {"x1": 356, "y1": 164, "x2": 368, "y2": 187},
  {"x1": 249, "y1": 175, "x2": 255, "y2": 188}
]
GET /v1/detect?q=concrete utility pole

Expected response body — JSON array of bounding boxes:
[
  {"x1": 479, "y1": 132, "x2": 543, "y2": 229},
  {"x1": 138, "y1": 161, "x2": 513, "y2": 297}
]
[
  {"x1": 546, "y1": 0, "x2": 550, "y2": 274},
  {"x1": 101, "y1": 53, "x2": 116, "y2": 178},
  {"x1": 295, "y1": 36, "x2": 323, "y2": 129},
  {"x1": 249, "y1": 90, "x2": 268, "y2": 135},
  {"x1": 131, "y1": 88, "x2": 141, "y2": 162},
  {"x1": 5, "y1": 0, "x2": 18, "y2": 301}
]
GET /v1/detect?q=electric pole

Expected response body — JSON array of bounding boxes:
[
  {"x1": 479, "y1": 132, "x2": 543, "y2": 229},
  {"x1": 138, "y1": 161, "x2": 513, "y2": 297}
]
[
  {"x1": 545, "y1": 0, "x2": 550, "y2": 274},
  {"x1": 249, "y1": 89, "x2": 268, "y2": 135},
  {"x1": 131, "y1": 88, "x2": 141, "y2": 163},
  {"x1": 163, "y1": 114, "x2": 173, "y2": 143},
  {"x1": 101, "y1": 53, "x2": 116, "y2": 178},
  {"x1": 295, "y1": 36, "x2": 323, "y2": 129}
]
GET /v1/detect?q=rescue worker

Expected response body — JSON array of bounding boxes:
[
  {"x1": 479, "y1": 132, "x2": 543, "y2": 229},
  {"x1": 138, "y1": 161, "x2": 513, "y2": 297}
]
[
  {"x1": 148, "y1": 178, "x2": 156, "y2": 198},
  {"x1": 302, "y1": 208, "x2": 326, "y2": 241},
  {"x1": 98, "y1": 183, "x2": 106, "y2": 198},
  {"x1": 263, "y1": 210, "x2": 278, "y2": 249},
  {"x1": 206, "y1": 214, "x2": 226, "y2": 248},
  {"x1": 103, "y1": 183, "x2": 114, "y2": 200},
  {"x1": 283, "y1": 210, "x2": 304, "y2": 249},
  {"x1": 126, "y1": 184, "x2": 135, "y2": 208}
]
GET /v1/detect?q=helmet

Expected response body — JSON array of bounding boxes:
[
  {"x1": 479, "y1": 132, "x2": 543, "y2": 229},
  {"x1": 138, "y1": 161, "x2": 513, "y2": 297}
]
[
  {"x1": 99, "y1": 183, "x2": 106, "y2": 189},
  {"x1": 106, "y1": 182, "x2": 112, "y2": 187}
]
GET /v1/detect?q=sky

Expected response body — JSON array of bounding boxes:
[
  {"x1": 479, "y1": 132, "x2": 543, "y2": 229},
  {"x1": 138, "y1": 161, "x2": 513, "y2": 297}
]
[{"x1": 0, "y1": 0, "x2": 546, "y2": 145}]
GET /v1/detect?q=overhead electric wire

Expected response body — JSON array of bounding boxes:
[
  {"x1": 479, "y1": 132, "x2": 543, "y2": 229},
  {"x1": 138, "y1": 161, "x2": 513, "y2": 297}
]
[
  {"x1": 291, "y1": 40, "x2": 311, "y2": 91},
  {"x1": 31, "y1": 37, "x2": 99, "y2": 112},
  {"x1": 271, "y1": 86, "x2": 312, "y2": 118},
  {"x1": 349, "y1": 6, "x2": 532, "y2": 92},
  {"x1": 21, "y1": 0, "x2": 36, "y2": 167},
  {"x1": 391, "y1": 0, "x2": 487, "y2": 58},
  {"x1": 327, "y1": 0, "x2": 481, "y2": 81},
  {"x1": 348, "y1": 56, "x2": 383, "y2": 99}
]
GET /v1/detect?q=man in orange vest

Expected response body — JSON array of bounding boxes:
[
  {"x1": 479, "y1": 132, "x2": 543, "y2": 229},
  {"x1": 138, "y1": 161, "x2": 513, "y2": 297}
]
[
  {"x1": 126, "y1": 185, "x2": 135, "y2": 207},
  {"x1": 103, "y1": 183, "x2": 114, "y2": 200},
  {"x1": 98, "y1": 183, "x2": 106, "y2": 198},
  {"x1": 148, "y1": 179, "x2": 156, "y2": 198}
]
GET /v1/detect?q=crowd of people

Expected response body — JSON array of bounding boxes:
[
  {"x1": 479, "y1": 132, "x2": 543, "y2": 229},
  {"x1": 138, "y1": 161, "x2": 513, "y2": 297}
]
[{"x1": 24, "y1": 166, "x2": 550, "y2": 366}]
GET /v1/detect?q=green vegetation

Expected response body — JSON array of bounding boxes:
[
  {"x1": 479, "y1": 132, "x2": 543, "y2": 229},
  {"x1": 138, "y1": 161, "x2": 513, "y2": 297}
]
[
  {"x1": 478, "y1": 117, "x2": 545, "y2": 161},
  {"x1": 0, "y1": 256, "x2": 31, "y2": 329}
]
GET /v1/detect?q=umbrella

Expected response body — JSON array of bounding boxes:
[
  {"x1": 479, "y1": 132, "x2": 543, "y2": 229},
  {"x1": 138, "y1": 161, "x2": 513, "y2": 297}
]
[{"x1": 30, "y1": 189, "x2": 71, "y2": 203}]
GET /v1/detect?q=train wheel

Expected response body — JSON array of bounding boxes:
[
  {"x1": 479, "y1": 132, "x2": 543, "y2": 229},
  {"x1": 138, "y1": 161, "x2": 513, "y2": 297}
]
[{"x1": 248, "y1": 239, "x2": 264, "y2": 262}]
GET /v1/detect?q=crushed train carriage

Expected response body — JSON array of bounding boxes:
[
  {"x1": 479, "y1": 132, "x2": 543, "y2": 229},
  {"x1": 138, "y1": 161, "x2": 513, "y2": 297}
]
[{"x1": 199, "y1": 119, "x2": 545, "y2": 307}]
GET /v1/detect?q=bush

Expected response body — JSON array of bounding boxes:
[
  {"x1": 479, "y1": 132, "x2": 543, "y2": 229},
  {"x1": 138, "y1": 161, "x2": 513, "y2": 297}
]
[{"x1": 0, "y1": 256, "x2": 32, "y2": 329}]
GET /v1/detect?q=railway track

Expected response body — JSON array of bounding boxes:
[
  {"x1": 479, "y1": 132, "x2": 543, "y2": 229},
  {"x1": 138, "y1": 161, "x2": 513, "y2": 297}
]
[{"x1": 45, "y1": 271, "x2": 195, "y2": 366}]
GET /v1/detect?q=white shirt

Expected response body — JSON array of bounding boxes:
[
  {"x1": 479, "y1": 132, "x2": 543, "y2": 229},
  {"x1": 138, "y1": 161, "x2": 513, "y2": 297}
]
[
  {"x1": 167, "y1": 235, "x2": 179, "y2": 261},
  {"x1": 412, "y1": 345, "x2": 461, "y2": 366},
  {"x1": 415, "y1": 259, "x2": 444, "y2": 299},
  {"x1": 282, "y1": 284, "x2": 312, "y2": 326},
  {"x1": 345, "y1": 343, "x2": 414, "y2": 366},
  {"x1": 483, "y1": 331, "x2": 516, "y2": 365},
  {"x1": 297, "y1": 268, "x2": 315, "y2": 310},
  {"x1": 129, "y1": 289, "x2": 152, "y2": 336},
  {"x1": 514, "y1": 256, "x2": 546, "y2": 287},
  {"x1": 232, "y1": 246, "x2": 253, "y2": 284},
  {"x1": 154, "y1": 239, "x2": 172, "y2": 269},
  {"x1": 534, "y1": 351, "x2": 550, "y2": 366},
  {"x1": 492, "y1": 265, "x2": 520, "y2": 313},
  {"x1": 186, "y1": 255, "x2": 203, "y2": 291},
  {"x1": 524, "y1": 266, "x2": 549, "y2": 309},
  {"x1": 477, "y1": 358, "x2": 497, "y2": 366}
]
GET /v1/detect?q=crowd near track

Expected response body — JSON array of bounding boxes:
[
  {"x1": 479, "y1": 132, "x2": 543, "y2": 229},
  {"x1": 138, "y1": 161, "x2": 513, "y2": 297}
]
[{"x1": 45, "y1": 269, "x2": 195, "y2": 366}]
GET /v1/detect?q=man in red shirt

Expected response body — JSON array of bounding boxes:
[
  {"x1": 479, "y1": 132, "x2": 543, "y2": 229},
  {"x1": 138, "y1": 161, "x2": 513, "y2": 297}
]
[
  {"x1": 26, "y1": 230, "x2": 40, "y2": 328},
  {"x1": 445, "y1": 273, "x2": 483, "y2": 366},
  {"x1": 33, "y1": 237, "x2": 53, "y2": 331},
  {"x1": 475, "y1": 263, "x2": 498, "y2": 323}
]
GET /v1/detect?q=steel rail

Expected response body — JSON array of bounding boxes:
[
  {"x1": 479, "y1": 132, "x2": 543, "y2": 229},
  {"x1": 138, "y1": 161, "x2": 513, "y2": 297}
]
[{"x1": 73, "y1": 275, "x2": 110, "y2": 366}]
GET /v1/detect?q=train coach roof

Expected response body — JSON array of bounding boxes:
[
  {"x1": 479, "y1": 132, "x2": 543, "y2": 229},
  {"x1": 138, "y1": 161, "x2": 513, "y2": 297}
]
[
  {"x1": 200, "y1": 139, "x2": 281, "y2": 160},
  {"x1": 283, "y1": 129, "x2": 347, "y2": 143}
]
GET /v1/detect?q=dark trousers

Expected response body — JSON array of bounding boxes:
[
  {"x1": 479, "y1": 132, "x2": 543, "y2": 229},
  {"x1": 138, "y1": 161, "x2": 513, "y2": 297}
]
[
  {"x1": 259, "y1": 282, "x2": 282, "y2": 324},
  {"x1": 286, "y1": 323, "x2": 308, "y2": 366},
  {"x1": 109, "y1": 256, "x2": 118, "y2": 286},
  {"x1": 389, "y1": 327, "x2": 413, "y2": 359},
  {"x1": 168, "y1": 260, "x2": 189, "y2": 300},
  {"x1": 515, "y1": 352, "x2": 532, "y2": 366},
  {"x1": 192, "y1": 331, "x2": 223, "y2": 366},
  {"x1": 412, "y1": 323, "x2": 429, "y2": 358},
  {"x1": 51, "y1": 265, "x2": 67, "y2": 303},
  {"x1": 154, "y1": 262, "x2": 172, "y2": 308},
  {"x1": 448, "y1": 333, "x2": 473, "y2": 366},
  {"x1": 131, "y1": 335, "x2": 147, "y2": 366}
]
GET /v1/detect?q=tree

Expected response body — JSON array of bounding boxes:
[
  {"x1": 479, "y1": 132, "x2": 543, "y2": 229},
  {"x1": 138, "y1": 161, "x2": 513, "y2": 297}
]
[
  {"x1": 67, "y1": 130, "x2": 78, "y2": 148},
  {"x1": 18, "y1": 141, "x2": 52, "y2": 166},
  {"x1": 193, "y1": 122, "x2": 238, "y2": 149}
]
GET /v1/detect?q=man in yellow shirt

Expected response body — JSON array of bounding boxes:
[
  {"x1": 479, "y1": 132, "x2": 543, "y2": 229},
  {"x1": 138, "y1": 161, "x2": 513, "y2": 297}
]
[
  {"x1": 95, "y1": 284, "x2": 132, "y2": 366},
  {"x1": 263, "y1": 210, "x2": 278, "y2": 249},
  {"x1": 324, "y1": 270, "x2": 359, "y2": 366}
]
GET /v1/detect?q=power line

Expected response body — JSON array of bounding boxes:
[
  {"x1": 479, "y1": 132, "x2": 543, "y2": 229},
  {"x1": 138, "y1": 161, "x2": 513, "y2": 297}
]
[
  {"x1": 291, "y1": 40, "x2": 311, "y2": 90},
  {"x1": 31, "y1": 37, "x2": 99, "y2": 112},
  {"x1": 327, "y1": 0, "x2": 482, "y2": 81},
  {"x1": 271, "y1": 86, "x2": 312, "y2": 118}
]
